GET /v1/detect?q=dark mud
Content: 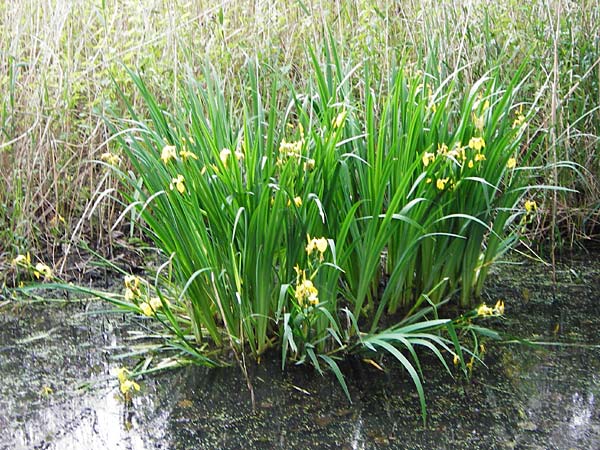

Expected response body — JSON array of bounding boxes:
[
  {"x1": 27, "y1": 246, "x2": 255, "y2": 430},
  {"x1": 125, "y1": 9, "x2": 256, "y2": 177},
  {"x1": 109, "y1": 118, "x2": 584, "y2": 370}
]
[{"x1": 1, "y1": 251, "x2": 599, "y2": 449}]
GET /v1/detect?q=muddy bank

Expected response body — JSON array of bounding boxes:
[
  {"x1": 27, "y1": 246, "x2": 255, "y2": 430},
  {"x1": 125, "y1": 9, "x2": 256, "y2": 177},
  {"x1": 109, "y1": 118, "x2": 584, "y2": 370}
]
[{"x1": 1, "y1": 251, "x2": 599, "y2": 449}]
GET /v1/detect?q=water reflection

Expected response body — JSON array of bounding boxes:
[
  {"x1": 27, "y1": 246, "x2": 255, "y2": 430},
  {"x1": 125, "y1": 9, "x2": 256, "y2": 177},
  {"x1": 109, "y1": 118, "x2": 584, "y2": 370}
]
[
  {"x1": 350, "y1": 412, "x2": 364, "y2": 450},
  {"x1": 2, "y1": 253, "x2": 600, "y2": 449},
  {"x1": 569, "y1": 392, "x2": 595, "y2": 440}
]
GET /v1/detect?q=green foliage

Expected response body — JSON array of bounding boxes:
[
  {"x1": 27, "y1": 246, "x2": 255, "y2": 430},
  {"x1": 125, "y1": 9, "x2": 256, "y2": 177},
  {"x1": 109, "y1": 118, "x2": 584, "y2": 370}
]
[
  {"x1": 5, "y1": 0, "x2": 597, "y2": 422},
  {"x1": 2, "y1": 0, "x2": 598, "y2": 267},
  {"x1": 97, "y1": 41, "x2": 541, "y2": 421}
]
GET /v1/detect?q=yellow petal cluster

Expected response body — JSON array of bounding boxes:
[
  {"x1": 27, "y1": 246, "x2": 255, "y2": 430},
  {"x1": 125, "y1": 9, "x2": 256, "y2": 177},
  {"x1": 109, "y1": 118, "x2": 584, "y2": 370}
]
[
  {"x1": 506, "y1": 158, "x2": 517, "y2": 169},
  {"x1": 477, "y1": 300, "x2": 505, "y2": 317},
  {"x1": 512, "y1": 106, "x2": 526, "y2": 129},
  {"x1": 476, "y1": 304, "x2": 494, "y2": 316},
  {"x1": 287, "y1": 196, "x2": 303, "y2": 208},
  {"x1": 219, "y1": 148, "x2": 243, "y2": 167},
  {"x1": 306, "y1": 235, "x2": 328, "y2": 259},
  {"x1": 33, "y1": 263, "x2": 53, "y2": 280},
  {"x1": 179, "y1": 150, "x2": 198, "y2": 161},
  {"x1": 422, "y1": 152, "x2": 435, "y2": 167},
  {"x1": 524, "y1": 200, "x2": 537, "y2": 213},
  {"x1": 115, "y1": 367, "x2": 129, "y2": 384},
  {"x1": 113, "y1": 367, "x2": 140, "y2": 396},
  {"x1": 333, "y1": 110, "x2": 347, "y2": 129},
  {"x1": 436, "y1": 177, "x2": 449, "y2": 191},
  {"x1": 278, "y1": 139, "x2": 304, "y2": 159},
  {"x1": 494, "y1": 300, "x2": 505, "y2": 315},
  {"x1": 124, "y1": 275, "x2": 140, "y2": 291},
  {"x1": 468, "y1": 137, "x2": 486, "y2": 151},
  {"x1": 303, "y1": 158, "x2": 316, "y2": 171},
  {"x1": 12, "y1": 253, "x2": 31, "y2": 267},
  {"x1": 124, "y1": 275, "x2": 141, "y2": 300},
  {"x1": 139, "y1": 297, "x2": 165, "y2": 317},
  {"x1": 294, "y1": 268, "x2": 319, "y2": 307},
  {"x1": 100, "y1": 152, "x2": 122, "y2": 166},
  {"x1": 120, "y1": 379, "x2": 140, "y2": 394},
  {"x1": 219, "y1": 148, "x2": 232, "y2": 165},
  {"x1": 437, "y1": 143, "x2": 449, "y2": 155},
  {"x1": 161, "y1": 145, "x2": 177, "y2": 164},
  {"x1": 447, "y1": 144, "x2": 466, "y2": 161},
  {"x1": 170, "y1": 174, "x2": 186, "y2": 193}
]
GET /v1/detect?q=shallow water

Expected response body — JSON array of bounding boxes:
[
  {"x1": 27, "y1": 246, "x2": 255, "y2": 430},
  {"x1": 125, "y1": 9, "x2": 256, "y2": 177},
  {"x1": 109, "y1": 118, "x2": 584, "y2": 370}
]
[{"x1": 1, "y1": 251, "x2": 599, "y2": 449}]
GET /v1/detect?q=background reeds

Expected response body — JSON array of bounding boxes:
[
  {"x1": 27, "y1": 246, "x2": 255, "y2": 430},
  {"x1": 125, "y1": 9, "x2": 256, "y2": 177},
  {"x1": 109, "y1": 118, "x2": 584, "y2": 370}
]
[{"x1": 1, "y1": 0, "x2": 598, "y2": 272}]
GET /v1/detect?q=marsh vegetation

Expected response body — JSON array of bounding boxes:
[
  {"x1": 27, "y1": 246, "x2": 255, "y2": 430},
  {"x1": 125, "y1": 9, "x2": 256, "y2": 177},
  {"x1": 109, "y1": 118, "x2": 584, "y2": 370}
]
[{"x1": 1, "y1": 0, "x2": 599, "y2": 443}]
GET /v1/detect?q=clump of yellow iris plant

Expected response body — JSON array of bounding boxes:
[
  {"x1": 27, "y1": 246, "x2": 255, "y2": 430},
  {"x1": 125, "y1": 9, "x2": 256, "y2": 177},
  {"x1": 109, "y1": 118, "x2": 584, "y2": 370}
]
[
  {"x1": 79, "y1": 47, "x2": 551, "y2": 423},
  {"x1": 11, "y1": 253, "x2": 54, "y2": 281}
]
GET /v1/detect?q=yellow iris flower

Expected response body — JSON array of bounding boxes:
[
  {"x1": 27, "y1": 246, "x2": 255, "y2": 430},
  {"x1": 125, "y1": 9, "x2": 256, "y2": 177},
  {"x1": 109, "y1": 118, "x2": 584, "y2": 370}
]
[
  {"x1": 422, "y1": 152, "x2": 435, "y2": 167},
  {"x1": 12, "y1": 253, "x2": 31, "y2": 267},
  {"x1": 170, "y1": 175, "x2": 186, "y2": 194},
  {"x1": 161, "y1": 145, "x2": 177, "y2": 164},
  {"x1": 306, "y1": 235, "x2": 328, "y2": 259},
  {"x1": 333, "y1": 110, "x2": 347, "y2": 129},
  {"x1": 100, "y1": 152, "x2": 122, "y2": 166},
  {"x1": 524, "y1": 200, "x2": 537, "y2": 213},
  {"x1": 468, "y1": 137, "x2": 486, "y2": 151},
  {"x1": 33, "y1": 263, "x2": 53, "y2": 280},
  {"x1": 179, "y1": 150, "x2": 198, "y2": 161},
  {"x1": 436, "y1": 177, "x2": 449, "y2": 191}
]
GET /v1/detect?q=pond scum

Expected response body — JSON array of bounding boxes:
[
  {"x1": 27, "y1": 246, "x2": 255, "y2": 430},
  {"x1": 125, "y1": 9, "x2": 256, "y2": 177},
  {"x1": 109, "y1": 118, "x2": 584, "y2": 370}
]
[{"x1": 11, "y1": 36, "x2": 579, "y2": 423}]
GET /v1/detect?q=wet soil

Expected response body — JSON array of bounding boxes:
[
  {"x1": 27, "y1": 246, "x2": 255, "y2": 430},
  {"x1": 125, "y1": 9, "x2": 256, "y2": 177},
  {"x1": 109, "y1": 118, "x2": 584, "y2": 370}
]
[{"x1": 1, "y1": 251, "x2": 599, "y2": 449}]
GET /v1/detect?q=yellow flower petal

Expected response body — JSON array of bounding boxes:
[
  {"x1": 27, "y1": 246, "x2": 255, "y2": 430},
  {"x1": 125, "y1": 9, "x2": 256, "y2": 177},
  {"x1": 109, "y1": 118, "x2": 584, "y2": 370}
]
[
  {"x1": 12, "y1": 253, "x2": 31, "y2": 267},
  {"x1": 315, "y1": 237, "x2": 328, "y2": 254},
  {"x1": 422, "y1": 152, "x2": 435, "y2": 167},
  {"x1": 124, "y1": 275, "x2": 140, "y2": 291},
  {"x1": 333, "y1": 110, "x2": 347, "y2": 129},
  {"x1": 149, "y1": 297, "x2": 162, "y2": 310},
  {"x1": 124, "y1": 288, "x2": 136, "y2": 301},
  {"x1": 170, "y1": 175, "x2": 186, "y2": 193},
  {"x1": 140, "y1": 302, "x2": 154, "y2": 316},
  {"x1": 120, "y1": 379, "x2": 140, "y2": 394},
  {"x1": 100, "y1": 152, "x2": 122, "y2": 166},
  {"x1": 33, "y1": 263, "x2": 53, "y2": 280},
  {"x1": 524, "y1": 200, "x2": 537, "y2": 213},
  {"x1": 493, "y1": 300, "x2": 505, "y2": 315},
  {"x1": 477, "y1": 303, "x2": 494, "y2": 316},
  {"x1": 468, "y1": 137, "x2": 486, "y2": 151},
  {"x1": 161, "y1": 145, "x2": 177, "y2": 164},
  {"x1": 114, "y1": 367, "x2": 129, "y2": 384},
  {"x1": 219, "y1": 148, "x2": 232, "y2": 165},
  {"x1": 436, "y1": 178, "x2": 449, "y2": 191},
  {"x1": 179, "y1": 150, "x2": 198, "y2": 161},
  {"x1": 303, "y1": 158, "x2": 315, "y2": 171}
]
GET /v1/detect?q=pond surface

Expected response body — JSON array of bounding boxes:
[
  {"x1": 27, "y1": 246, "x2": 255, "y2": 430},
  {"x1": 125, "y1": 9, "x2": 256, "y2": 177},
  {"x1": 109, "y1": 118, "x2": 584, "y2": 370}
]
[{"x1": 1, "y1": 251, "x2": 599, "y2": 449}]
